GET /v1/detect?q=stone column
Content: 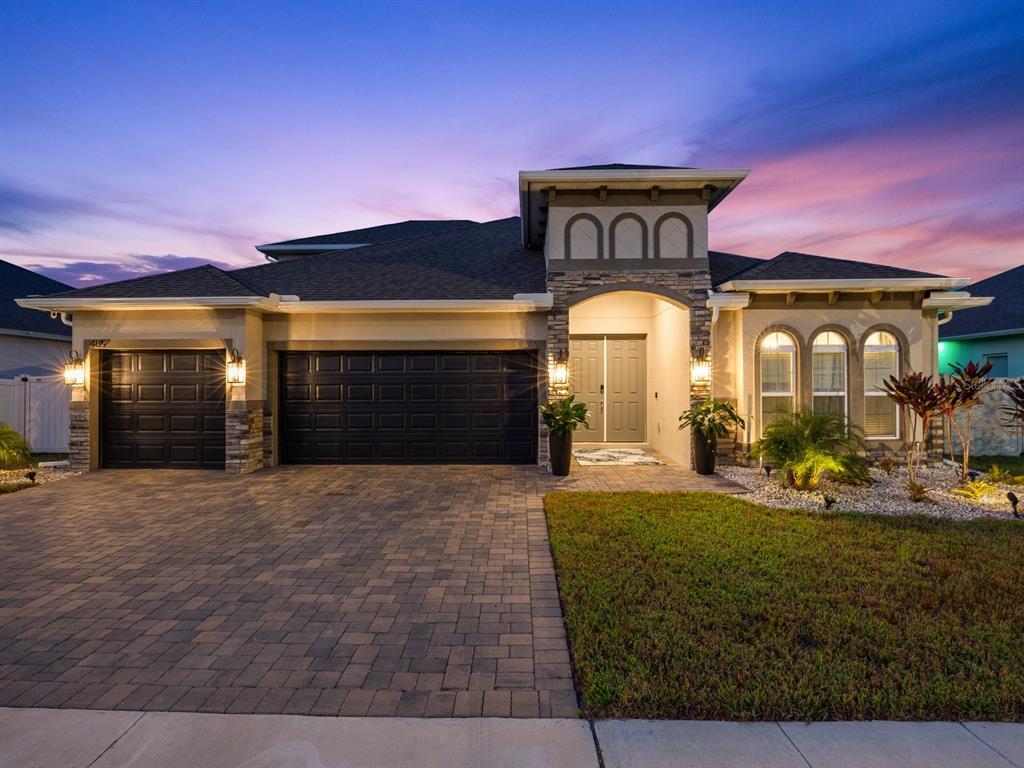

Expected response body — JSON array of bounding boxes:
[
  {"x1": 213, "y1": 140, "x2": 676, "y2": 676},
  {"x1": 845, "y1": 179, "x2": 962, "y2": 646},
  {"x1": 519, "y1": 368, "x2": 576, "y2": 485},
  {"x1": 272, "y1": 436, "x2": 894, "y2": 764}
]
[
  {"x1": 68, "y1": 400, "x2": 90, "y2": 472},
  {"x1": 225, "y1": 401, "x2": 265, "y2": 474}
]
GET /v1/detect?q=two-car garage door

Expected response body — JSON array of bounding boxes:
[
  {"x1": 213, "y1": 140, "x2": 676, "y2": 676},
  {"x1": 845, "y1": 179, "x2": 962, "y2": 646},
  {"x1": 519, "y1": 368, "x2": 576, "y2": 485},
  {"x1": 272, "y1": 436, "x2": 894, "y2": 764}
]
[
  {"x1": 280, "y1": 351, "x2": 538, "y2": 464},
  {"x1": 99, "y1": 349, "x2": 538, "y2": 467}
]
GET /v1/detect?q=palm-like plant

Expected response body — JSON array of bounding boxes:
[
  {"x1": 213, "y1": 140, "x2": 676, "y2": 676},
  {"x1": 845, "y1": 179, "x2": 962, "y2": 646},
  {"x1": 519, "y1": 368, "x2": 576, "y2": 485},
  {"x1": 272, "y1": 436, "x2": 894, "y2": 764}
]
[
  {"x1": 947, "y1": 360, "x2": 994, "y2": 479},
  {"x1": 881, "y1": 371, "x2": 944, "y2": 488},
  {"x1": 1001, "y1": 378, "x2": 1024, "y2": 446},
  {"x1": 0, "y1": 422, "x2": 32, "y2": 470},
  {"x1": 678, "y1": 400, "x2": 745, "y2": 439},
  {"x1": 751, "y1": 410, "x2": 866, "y2": 490}
]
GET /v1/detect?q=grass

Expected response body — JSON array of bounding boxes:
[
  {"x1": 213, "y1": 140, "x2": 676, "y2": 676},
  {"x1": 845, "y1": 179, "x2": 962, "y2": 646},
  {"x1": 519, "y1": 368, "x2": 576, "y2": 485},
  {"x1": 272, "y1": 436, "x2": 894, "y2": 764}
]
[
  {"x1": 0, "y1": 481, "x2": 34, "y2": 494},
  {"x1": 545, "y1": 491, "x2": 1024, "y2": 721}
]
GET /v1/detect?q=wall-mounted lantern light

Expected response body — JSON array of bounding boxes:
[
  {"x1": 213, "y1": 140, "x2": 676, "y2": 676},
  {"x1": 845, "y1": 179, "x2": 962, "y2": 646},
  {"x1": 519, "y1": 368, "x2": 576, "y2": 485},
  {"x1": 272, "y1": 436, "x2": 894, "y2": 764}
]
[
  {"x1": 64, "y1": 350, "x2": 85, "y2": 387},
  {"x1": 690, "y1": 347, "x2": 711, "y2": 384},
  {"x1": 226, "y1": 348, "x2": 246, "y2": 386},
  {"x1": 550, "y1": 358, "x2": 569, "y2": 387}
]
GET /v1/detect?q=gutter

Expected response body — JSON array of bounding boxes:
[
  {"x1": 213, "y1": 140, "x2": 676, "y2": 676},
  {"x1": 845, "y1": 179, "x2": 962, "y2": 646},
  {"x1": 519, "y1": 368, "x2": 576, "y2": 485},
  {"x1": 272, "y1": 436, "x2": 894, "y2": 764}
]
[
  {"x1": 940, "y1": 327, "x2": 1024, "y2": 342},
  {"x1": 0, "y1": 326, "x2": 73, "y2": 342},
  {"x1": 717, "y1": 277, "x2": 971, "y2": 292},
  {"x1": 707, "y1": 292, "x2": 751, "y2": 324},
  {"x1": 16, "y1": 295, "x2": 282, "y2": 312}
]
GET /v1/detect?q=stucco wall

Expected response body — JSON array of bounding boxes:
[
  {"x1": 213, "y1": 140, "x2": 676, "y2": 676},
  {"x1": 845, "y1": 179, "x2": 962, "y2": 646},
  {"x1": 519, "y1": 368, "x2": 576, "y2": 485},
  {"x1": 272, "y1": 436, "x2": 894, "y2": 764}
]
[
  {"x1": 725, "y1": 302, "x2": 938, "y2": 451},
  {"x1": 939, "y1": 333, "x2": 1024, "y2": 377},
  {"x1": 0, "y1": 333, "x2": 71, "y2": 378},
  {"x1": 545, "y1": 204, "x2": 709, "y2": 262}
]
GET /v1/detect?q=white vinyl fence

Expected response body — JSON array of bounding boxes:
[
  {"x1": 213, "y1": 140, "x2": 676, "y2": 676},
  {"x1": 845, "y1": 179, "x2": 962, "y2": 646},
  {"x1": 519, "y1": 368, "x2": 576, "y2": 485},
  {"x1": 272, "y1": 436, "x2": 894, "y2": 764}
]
[{"x1": 0, "y1": 377, "x2": 70, "y2": 453}]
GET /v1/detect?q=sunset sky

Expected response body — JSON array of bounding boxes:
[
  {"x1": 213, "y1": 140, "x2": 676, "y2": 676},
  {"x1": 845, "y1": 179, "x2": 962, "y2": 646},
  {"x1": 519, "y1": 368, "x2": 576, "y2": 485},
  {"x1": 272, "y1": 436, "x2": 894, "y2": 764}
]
[{"x1": 1, "y1": 0, "x2": 1021, "y2": 287}]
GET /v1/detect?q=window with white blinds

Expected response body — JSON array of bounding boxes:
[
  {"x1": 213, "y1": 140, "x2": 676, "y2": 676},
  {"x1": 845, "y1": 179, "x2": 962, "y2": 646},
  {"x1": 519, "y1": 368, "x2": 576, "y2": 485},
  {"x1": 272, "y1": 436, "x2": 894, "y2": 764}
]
[
  {"x1": 863, "y1": 331, "x2": 899, "y2": 438},
  {"x1": 760, "y1": 331, "x2": 796, "y2": 436},
  {"x1": 812, "y1": 331, "x2": 847, "y2": 420}
]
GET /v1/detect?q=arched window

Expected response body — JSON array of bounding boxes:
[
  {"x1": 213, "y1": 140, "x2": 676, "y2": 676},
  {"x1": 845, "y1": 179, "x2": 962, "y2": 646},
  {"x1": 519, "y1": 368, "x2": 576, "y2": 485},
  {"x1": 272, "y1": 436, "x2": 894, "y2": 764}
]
[
  {"x1": 760, "y1": 331, "x2": 796, "y2": 436},
  {"x1": 812, "y1": 331, "x2": 847, "y2": 419},
  {"x1": 653, "y1": 213, "x2": 693, "y2": 259},
  {"x1": 863, "y1": 330, "x2": 899, "y2": 438}
]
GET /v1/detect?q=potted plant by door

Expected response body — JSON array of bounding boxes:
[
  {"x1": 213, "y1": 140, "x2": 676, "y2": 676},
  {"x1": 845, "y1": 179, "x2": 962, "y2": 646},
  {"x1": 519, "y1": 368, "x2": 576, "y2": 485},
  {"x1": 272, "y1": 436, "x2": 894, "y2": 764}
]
[
  {"x1": 540, "y1": 395, "x2": 589, "y2": 477},
  {"x1": 678, "y1": 400, "x2": 745, "y2": 475}
]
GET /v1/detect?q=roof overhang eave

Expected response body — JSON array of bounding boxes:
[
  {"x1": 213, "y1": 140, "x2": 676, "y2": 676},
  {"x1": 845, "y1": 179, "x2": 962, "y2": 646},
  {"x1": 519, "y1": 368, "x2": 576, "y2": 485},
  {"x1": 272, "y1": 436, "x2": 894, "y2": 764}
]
[
  {"x1": 272, "y1": 294, "x2": 554, "y2": 314},
  {"x1": 717, "y1": 278, "x2": 972, "y2": 293},
  {"x1": 15, "y1": 295, "x2": 279, "y2": 312},
  {"x1": 940, "y1": 326, "x2": 1024, "y2": 341}
]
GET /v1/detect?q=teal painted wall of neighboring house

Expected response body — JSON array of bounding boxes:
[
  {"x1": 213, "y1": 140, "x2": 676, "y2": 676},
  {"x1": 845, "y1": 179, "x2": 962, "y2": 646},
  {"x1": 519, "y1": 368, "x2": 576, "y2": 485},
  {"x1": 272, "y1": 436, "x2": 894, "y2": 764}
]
[{"x1": 938, "y1": 332, "x2": 1024, "y2": 377}]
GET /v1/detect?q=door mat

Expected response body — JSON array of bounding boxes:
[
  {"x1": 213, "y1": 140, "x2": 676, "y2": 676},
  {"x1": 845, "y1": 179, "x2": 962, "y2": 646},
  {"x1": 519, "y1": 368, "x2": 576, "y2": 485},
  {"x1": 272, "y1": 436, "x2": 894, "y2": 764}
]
[{"x1": 573, "y1": 448, "x2": 663, "y2": 466}]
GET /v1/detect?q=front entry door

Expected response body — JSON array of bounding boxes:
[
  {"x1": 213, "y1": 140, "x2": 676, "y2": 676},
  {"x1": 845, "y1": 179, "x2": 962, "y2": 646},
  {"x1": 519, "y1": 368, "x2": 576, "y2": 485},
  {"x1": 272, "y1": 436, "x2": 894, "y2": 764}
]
[
  {"x1": 569, "y1": 336, "x2": 646, "y2": 442},
  {"x1": 569, "y1": 338, "x2": 603, "y2": 441}
]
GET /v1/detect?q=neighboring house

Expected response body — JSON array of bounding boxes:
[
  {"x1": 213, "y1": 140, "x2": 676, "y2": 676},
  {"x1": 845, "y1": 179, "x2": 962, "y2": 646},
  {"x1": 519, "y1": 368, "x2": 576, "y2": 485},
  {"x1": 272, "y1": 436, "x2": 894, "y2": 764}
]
[
  {"x1": 938, "y1": 264, "x2": 1024, "y2": 377},
  {"x1": 17, "y1": 164, "x2": 992, "y2": 473},
  {"x1": 0, "y1": 259, "x2": 72, "y2": 378}
]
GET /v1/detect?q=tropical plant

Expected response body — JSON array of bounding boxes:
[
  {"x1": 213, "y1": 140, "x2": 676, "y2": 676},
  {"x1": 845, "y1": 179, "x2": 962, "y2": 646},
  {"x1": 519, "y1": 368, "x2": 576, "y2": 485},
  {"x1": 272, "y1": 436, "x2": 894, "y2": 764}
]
[
  {"x1": 540, "y1": 395, "x2": 589, "y2": 437},
  {"x1": 906, "y1": 480, "x2": 933, "y2": 503},
  {"x1": 987, "y1": 464, "x2": 1024, "y2": 486},
  {"x1": 943, "y1": 361, "x2": 995, "y2": 480},
  {"x1": 950, "y1": 478, "x2": 998, "y2": 501},
  {"x1": 1002, "y1": 378, "x2": 1024, "y2": 438},
  {"x1": 0, "y1": 422, "x2": 32, "y2": 470},
  {"x1": 877, "y1": 455, "x2": 895, "y2": 476},
  {"x1": 752, "y1": 410, "x2": 867, "y2": 490},
  {"x1": 678, "y1": 400, "x2": 745, "y2": 439},
  {"x1": 881, "y1": 371, "x2": 943, "y2": 488}
]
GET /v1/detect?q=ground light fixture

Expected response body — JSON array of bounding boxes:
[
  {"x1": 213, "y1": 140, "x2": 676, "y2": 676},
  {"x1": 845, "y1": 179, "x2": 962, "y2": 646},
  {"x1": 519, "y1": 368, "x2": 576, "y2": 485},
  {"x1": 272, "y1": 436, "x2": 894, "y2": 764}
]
[
  {"x1": 550, "y1": 358, "x2": 569, "y2": 387},
  {"x1": 1009, "y1": 491, "x2": 1020, "y2": 519},
  {"x1": 64, "y1": 350, "x2": 85, "y2": 387},
  {"x1": 690, "y1": 347, "x2": 711, "y2": 384},
  {"x1": 226, "y1": 348, "x2": 246, "y2": 386}
]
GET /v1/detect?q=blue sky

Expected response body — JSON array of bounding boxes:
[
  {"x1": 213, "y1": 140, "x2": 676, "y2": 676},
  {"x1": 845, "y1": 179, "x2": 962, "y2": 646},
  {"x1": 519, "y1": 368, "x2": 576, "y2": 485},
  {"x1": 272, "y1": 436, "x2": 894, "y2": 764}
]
[{"x1": 1, "y1": 0, "x2": 1021, "y2": 286}]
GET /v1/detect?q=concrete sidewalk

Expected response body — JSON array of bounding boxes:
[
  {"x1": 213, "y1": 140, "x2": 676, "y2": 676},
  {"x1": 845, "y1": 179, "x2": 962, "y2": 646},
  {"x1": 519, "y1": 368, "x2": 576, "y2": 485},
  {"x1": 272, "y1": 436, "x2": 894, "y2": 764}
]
[{"x1": 1, "y1": 708, "x2": 1022, "y2": 768}]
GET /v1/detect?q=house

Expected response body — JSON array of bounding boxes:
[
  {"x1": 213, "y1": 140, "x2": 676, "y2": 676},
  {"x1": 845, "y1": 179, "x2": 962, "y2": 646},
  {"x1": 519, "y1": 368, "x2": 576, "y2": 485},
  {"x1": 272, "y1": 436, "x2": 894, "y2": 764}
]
[
  {"x1": 938, "y1": 264, "x2": 1024, "y2": 378},
  {"x1": 16, "y1": 164, "x2": 993, "y2": 473},
  {"x1": 0, "y1": 259, "x2": 72, "y2": 378}
]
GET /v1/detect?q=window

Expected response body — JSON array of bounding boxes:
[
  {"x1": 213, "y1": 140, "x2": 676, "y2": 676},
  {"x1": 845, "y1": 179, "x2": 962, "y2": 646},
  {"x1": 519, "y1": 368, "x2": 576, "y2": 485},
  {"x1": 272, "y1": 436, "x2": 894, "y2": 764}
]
[
  {"x1": 812, "y1": 331, "x2": 847, "y2": 419},
  {"x1": 863, "y1": 331, "x2": 899, "y2": 438},
  {"x1": 760, "y1": 331, "x2": 796, "y2": 436},
  {"x1": 985, "y1": 353, "x2": 1009, "y2": 378}
]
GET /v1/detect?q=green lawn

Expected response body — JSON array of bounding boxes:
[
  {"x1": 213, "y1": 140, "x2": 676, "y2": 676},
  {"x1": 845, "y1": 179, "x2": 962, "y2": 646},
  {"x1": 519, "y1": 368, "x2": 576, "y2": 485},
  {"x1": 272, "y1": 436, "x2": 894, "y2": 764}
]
[{"x1": 545, "y1": 491, "x2": 1024, "y2": 721}]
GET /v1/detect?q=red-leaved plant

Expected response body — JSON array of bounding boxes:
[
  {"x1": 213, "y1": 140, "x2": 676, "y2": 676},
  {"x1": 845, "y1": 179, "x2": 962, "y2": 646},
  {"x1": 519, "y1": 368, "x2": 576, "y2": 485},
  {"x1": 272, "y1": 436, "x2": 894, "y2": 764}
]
[{"x1": 881, "y1": 371, "x2": 944, "y2": 496}]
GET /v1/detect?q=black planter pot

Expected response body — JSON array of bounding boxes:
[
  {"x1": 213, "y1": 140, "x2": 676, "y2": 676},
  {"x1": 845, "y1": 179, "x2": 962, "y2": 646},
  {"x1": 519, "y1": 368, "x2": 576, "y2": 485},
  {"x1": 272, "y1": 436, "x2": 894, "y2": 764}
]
[
  {"x1": 549, "y1": 431, "x2": 573, "y2": 476},
  {"x1": 692, "y1": 431, "x2": 717, "y2": 475}
]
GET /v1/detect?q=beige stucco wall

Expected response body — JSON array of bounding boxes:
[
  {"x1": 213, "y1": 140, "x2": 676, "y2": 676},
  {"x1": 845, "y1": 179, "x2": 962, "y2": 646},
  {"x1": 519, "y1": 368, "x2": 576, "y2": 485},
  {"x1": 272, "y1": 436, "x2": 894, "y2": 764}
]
[
  {"x1": 715, "y1": 300, "x2": 939, "y2": 448},
  {"x1": 545, "y1": 204, "x2": 709, "y2": 262},
  {"x1": 568, "y1": 291, "x2": 690, "y2": 465}
]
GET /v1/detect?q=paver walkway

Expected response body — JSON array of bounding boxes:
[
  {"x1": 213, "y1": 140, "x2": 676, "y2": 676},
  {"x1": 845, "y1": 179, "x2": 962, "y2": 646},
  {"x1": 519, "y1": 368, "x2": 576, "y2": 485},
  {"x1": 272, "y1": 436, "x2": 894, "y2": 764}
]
[{"x1": 0, "y1": 462, "x2": 734, "y2": 719}]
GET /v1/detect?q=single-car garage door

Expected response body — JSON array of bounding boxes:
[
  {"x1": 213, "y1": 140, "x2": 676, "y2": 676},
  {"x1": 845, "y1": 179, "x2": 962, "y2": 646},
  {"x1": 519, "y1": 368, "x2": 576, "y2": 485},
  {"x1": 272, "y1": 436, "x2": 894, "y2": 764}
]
[
  {"x1": 101, "y1": 350, "x2": 226, "y2": 468},
  {"x1": 280, "y1": 351, "x2": 538, "y2": 464}
]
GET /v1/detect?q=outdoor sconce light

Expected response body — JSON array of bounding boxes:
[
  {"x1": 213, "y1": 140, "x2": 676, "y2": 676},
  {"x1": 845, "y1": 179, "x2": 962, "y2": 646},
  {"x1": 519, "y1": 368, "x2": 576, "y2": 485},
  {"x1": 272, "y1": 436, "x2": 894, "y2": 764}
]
[
  {"x1": 550, "y1": 358, "x2": 569, "y2": 387},
  {"x1": 690, "y1": 347, "x2": 711, "y2": 384},
  {"x1": 226, "y1": 348, "x2": 246, "y2": 386},
  {"x1": 64, "y1": 350, "x2": 85, "y2": 387}
]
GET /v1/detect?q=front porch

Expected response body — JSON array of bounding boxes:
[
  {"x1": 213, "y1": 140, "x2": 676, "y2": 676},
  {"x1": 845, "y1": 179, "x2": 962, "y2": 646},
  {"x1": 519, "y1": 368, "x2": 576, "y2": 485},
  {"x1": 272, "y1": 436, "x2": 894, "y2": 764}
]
[{"x1": 546, "y1": 446, "x2": 744, "y2": 493}]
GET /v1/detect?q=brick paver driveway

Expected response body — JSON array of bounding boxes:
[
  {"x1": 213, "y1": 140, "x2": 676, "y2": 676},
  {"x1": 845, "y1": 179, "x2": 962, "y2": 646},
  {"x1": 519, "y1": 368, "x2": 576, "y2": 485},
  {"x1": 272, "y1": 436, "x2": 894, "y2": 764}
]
[{"x1": 0, "y1": 466, "x2": 579, "y2": 718}]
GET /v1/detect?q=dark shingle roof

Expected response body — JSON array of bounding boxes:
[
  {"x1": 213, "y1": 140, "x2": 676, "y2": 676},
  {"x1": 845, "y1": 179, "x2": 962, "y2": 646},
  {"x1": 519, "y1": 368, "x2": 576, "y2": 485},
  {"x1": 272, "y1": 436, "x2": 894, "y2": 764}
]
[
  {"x1": 940, "y1": 264, "x2": 1024, "y2": 339},
  {"x1": 551, "y1": 163, "x2": 694, "y2": 171},
  {"x1": 44, "y1": 265, "x2": 262, "y2": 299},
  {"x1": 0, "y1": 260, "x2": 72, "y2": 337},
  {"x1": 235, "y1": 217, "x2": 545, "y2": 300},
  {"x1": 708, "y1": 251, "x2": 764, "y2": 287},
  {"x1": 259, "y1": 220, "x2": 477, "y2": 248},
  {"x1": 720, "y1": 251, "x2": 941, "y2": 283}
]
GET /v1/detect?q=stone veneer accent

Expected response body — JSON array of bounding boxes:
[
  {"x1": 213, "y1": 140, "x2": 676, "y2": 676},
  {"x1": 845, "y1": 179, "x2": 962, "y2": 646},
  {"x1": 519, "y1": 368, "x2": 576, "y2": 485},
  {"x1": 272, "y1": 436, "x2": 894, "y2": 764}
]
[
  {"x1": 226, "y1": 401, "x2": 265, "y2": 475},
  {"x1": 544, "y1": 268, "x2": 713, "y2": 470},
  {"x1": 68, "y1": 401, "x2": 90, "y2": 472},
  {"x1": 263, "y1": 406, "x2": 274, "y2": 469}
]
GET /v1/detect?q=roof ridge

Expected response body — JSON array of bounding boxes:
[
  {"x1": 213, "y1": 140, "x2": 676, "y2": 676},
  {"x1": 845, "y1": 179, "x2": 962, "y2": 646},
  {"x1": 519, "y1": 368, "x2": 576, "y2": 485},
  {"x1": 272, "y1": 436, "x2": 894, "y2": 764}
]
[{"x1": 260, "y1": 218, "x2": 479, "y2": 248}]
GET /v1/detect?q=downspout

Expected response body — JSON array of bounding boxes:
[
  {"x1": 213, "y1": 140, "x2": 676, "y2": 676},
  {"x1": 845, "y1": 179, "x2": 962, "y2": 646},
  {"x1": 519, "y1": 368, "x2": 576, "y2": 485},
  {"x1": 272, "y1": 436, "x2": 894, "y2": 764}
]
[
  {"x1": 937, "y1": 310, "x2": 954, "y2": 326},
  {"x1": 51, "y1": 311, "x2": 73, "y2": 327}
]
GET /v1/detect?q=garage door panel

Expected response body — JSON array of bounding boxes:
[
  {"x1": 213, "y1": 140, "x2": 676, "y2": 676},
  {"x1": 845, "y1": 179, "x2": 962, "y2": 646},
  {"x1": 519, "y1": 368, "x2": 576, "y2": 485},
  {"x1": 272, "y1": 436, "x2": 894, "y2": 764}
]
[
  {"x1": 101, "y1": 350, "x2": 225, "y2": 469},
  {"x1": 281, "y1": 351, "x2": 537, "y2": 464}
]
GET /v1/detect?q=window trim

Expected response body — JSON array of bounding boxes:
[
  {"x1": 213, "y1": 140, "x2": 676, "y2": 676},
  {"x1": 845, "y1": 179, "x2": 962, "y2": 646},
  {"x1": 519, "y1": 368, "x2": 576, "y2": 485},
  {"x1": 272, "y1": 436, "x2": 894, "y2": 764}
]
[{"x1": 863, "y1": 331, "x2": 900, "y2": 440}]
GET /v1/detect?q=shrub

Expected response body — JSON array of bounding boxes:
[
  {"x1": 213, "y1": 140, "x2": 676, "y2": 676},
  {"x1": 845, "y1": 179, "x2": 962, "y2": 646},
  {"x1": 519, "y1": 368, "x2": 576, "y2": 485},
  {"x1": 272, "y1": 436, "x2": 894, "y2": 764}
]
[
  {"x1": 950, "y1": 479, "x2": 998, "y2": 501},
  {"x1": 0, "y1": 422, "x2": 32, "y2": 469},
  {"x1": 877, "y1": 455, "x2": 896, "y2": 475},
  {"x1": 906, "y1": 480, "x2": 933, "y2": 503},
  {"x1": 988, "y1": 464, "x2": 1024, "y2": 486},
  {"x1": 678, "y1": 400, "x2": 745, "y2": 440},
  {"x1": 752, "y1": 410, "x2": 867, "y2": 489}
]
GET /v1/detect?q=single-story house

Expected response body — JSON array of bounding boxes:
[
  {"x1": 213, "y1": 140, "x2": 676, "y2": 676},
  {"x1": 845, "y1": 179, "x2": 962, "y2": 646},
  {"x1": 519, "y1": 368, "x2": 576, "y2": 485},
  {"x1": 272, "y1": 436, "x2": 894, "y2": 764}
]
[
  {"x1": 939, "y1": 264, "x2": 1024, "y2": 378},
  {"x1": 1, "y1": 259, "x2": 72, "y2": 379},
  {"x1": 17, "y1": 164, "x2": 993, "y2": 473}
]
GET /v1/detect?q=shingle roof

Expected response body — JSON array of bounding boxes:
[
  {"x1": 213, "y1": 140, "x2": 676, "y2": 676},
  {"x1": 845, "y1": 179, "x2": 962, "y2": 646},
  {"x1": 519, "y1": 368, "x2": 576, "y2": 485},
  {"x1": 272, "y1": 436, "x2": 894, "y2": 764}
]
[
  {"x1": 939, "y1": 264, "x2": 1024, "y2": 339},
  {"x1": 551, "y1": 163, "x2": 694, "y2": 171},
  {"x1": 720, "y1": 251, "x2": 941, "y2": 283},
  {"x1": 259, "y1": 220, "x2": 477, "y2": 248},
  {"x1": 0, "y1": 260, "x2": 72, "y2": 337},
  {"x1": 234, "y1": 217, "x2": 545, "y2": 300},
  {"x1": 44, "y1": 265, "x2": 262, "y2": 299},
  {"x1": 708, "y1": 251, "x2": 764, "y2": 287}
]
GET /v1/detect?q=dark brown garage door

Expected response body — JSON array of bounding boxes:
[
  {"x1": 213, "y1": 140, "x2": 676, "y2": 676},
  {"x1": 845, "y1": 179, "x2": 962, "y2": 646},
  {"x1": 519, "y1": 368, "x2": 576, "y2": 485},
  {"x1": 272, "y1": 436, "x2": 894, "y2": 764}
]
[
  {"x1": 101, "y1": 350, "x2": 226, "y2": 469},
  {"x1": 280, "y1": 351, "x2": 538, "y2": 464}
]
